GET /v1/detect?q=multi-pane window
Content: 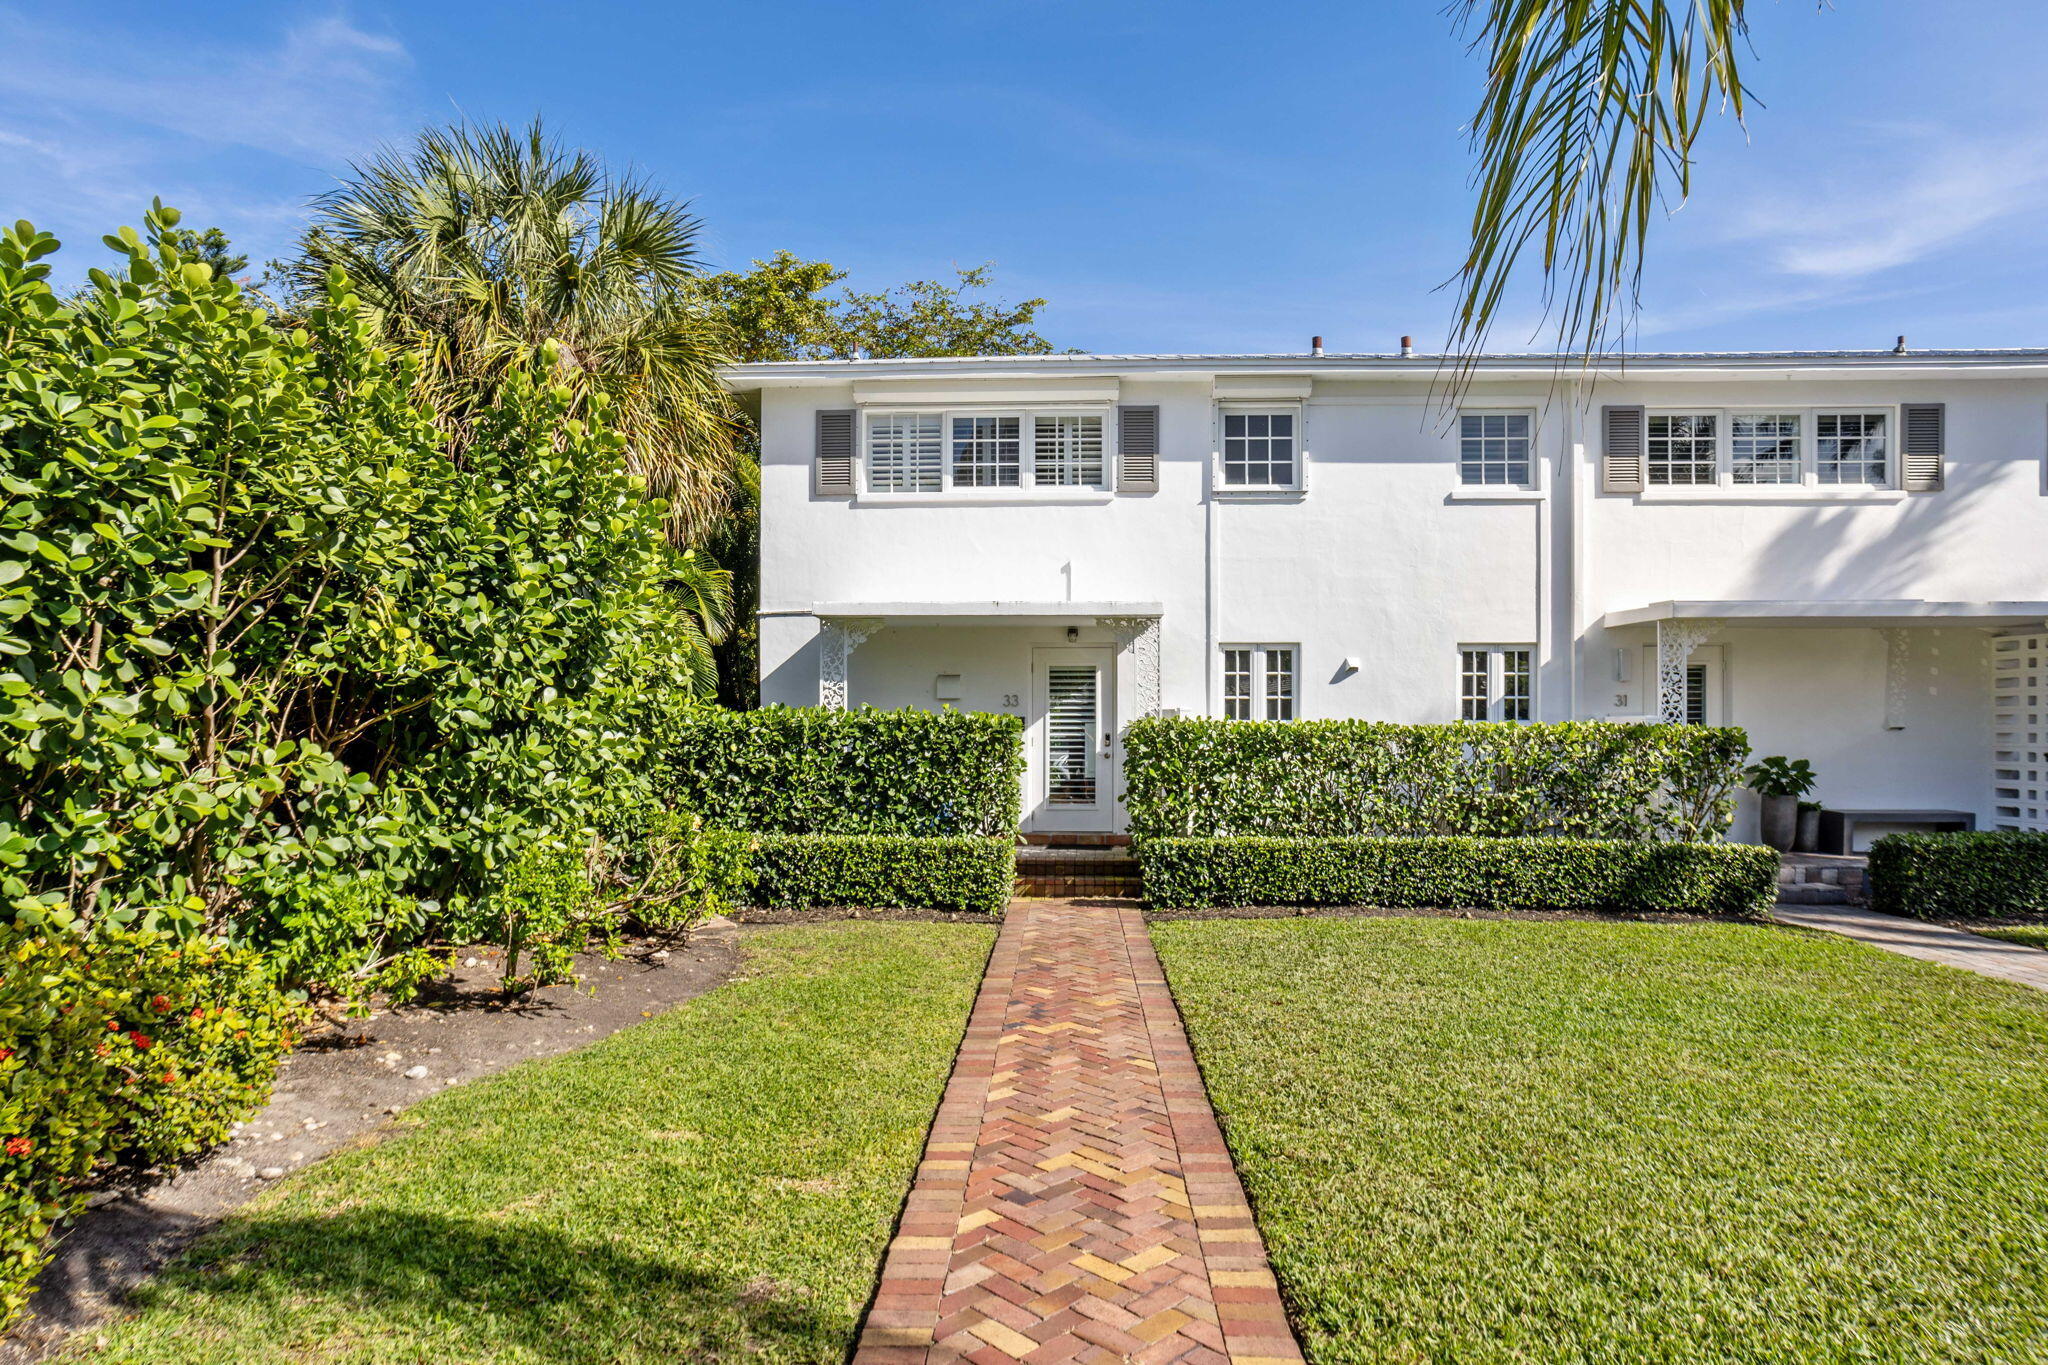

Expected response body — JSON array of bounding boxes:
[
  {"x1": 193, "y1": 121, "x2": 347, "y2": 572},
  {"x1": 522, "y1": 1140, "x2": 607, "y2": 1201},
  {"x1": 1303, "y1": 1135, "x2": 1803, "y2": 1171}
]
[
  {"x1": 1731, "y1": 413, "x2": 1802, "y2": 485},
  {"x1": 1221, "y1": 645, "x2": 1297, "y2": 720},
  {"x1": 951, "y1": 415, "x2": 1021, "y2": 487},
  {"x1": 1459, "y1": 412, "x2": 1532, "y2": 486},
  {"x1": 1647, "y1": 413, "x2": 1718, "y2": 485},
  {"x1": 1221, "y1": 412, "x2": 1296, "y2": 487},
  {"x1": 1459, "y1": 646, "x2": 1535, "y2": 722},
  {"x1": 1034, "y1": 415, "x2": 1105, "y2": 487},
  {"x1": 1817, "y1": 411, "x2": 1888, "y2": 485},
  {"x1": 867, "y1": 413, "x2": 943, "y2": 492}
]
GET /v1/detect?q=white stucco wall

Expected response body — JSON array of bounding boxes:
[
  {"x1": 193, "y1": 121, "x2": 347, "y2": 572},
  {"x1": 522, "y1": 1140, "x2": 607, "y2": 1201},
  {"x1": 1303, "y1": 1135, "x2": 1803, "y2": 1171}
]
[{"x1": 746, "y1": 355, "x2": 2048, "y2": 832}]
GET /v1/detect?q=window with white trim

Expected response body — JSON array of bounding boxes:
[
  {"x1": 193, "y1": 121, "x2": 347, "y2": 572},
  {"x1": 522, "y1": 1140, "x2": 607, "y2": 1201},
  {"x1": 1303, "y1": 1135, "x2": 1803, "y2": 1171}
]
[
  {"x1": 863, "y1": 410, "x2": 1111, "y2": 493},
  {"x1": 1630, "y1": 406, "x2": 1899, "y2": 490},
  {"x1": 1459, "y1": 646, "x2": 1534, "y2": 722},
  {"x1": 1816, "y1": 411, "x2": 1888, "y2": 485},
  {"x1": 1034, "y1": 415, "x2": 1104, "y2": 486},
  {"x1": 1458, "y1": 411, "x2": 1533, "y2": 486},
  {"x1": 867, "y1": 413, "x2": 942, "y2": 492},
  {"x1": 1222, "y1": 645, "x2": 1297, "y2": 720},
  {"x1": 1648, "y1": 413, "x2": 1718, "y2": 485},
  {"x1": 1220, "y1": 410, "x2": 1297, "y2": 488}
]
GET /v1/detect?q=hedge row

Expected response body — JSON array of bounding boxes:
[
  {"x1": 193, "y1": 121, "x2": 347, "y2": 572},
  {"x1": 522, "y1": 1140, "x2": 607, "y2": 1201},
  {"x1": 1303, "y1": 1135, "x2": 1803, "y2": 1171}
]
[
  {"x1": 661, "y1": 708, "x2": 1025, "y2": 837},
  {"x1": 1122, "y1": 718, "x2": 1748, "y2": 843},
  {"x1": 2, "y1": 930, "x2": 301, "y2": 1329},
  {"x1": 748, "y1": 835, "x2": 1015, "y2": 913},
  {"x1": 1868, "y1": 832, "x2": 2048, "y2": 920},
  {"x1": 1136, "y1": 836, "x2": 1780, "y2": 917}
]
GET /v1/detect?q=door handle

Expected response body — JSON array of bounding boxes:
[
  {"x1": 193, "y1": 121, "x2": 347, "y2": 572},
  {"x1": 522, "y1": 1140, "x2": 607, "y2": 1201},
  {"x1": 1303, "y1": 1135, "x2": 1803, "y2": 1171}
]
[{"x1": 1100, "y1": 731, "x2": 1113, "y2": 758}]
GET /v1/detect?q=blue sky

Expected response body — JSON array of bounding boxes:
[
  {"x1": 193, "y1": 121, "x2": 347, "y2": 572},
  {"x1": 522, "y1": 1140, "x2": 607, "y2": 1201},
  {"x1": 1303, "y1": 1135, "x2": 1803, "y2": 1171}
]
[{"x1": 5, "y1": 2, "x2": 2047, "y2": 354}]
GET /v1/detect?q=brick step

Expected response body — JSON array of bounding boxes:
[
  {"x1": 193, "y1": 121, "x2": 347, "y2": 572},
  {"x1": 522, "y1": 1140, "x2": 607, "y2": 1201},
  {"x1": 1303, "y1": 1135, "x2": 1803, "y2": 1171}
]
[
  {"x1": 1778, "y1": 852, "x2": 1867, "y2": 904},
  {"x1": 1016, "y1": 875, "x2": 1144, "y2": 898},
  {"x1": 1020, "y1": 832, "x2": 1131, "y2": 848},
  {"x1": 1778, "y1": 883, "x2": 1855, "y2": 906}
]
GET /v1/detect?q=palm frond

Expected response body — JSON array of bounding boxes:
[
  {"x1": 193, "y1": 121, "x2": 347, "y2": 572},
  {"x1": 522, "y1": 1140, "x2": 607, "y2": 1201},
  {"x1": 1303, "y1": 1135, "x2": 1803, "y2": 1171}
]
[{"x1": 1447, "y1": 0, "x2": 1750, "y2": 380}]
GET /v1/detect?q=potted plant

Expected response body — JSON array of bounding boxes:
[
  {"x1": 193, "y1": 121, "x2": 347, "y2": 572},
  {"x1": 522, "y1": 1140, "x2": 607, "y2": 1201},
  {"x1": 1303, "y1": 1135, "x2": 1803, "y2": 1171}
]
[
  {"x1": 1795, "y1": 800, "x2": 1823, "y2": 853},
  {"x1": 1744, "y1": 756, "x2": 1816, "y2": 852}
]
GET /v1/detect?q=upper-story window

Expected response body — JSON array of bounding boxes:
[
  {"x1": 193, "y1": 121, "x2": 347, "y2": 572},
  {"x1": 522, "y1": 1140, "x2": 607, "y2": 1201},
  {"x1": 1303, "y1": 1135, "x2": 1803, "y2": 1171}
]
[
  {"x1": 864, "y1": 410, "x2": 1109, "y2": 493},
  {"x1": 1458, "y1": 411, "x2": 1533, "y2": 486},
  {"x1": 1639, "y1": 407, "x2": 1894, "y2": 489},
  {"x1": 1221, "y1": 410, "x2": 1297, "y2": 488}
]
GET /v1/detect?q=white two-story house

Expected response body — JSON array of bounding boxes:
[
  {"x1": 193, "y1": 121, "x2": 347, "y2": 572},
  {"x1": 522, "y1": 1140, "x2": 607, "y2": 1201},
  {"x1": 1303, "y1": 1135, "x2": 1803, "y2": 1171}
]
[{"x1": 727, "y1": 348, "x2": 2048, "y2": 844}]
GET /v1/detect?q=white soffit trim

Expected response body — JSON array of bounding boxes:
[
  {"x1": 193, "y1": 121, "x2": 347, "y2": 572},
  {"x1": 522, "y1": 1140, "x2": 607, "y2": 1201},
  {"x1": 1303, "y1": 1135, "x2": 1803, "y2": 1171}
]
[
  {"x1": 1603, "y1": 599, "x2": 2048, "y2": 629},
  {"x1": 764, "y1": 601, "x2": 1163, "y2": 627},
  {"x1": 1213, "y1": 375, "x2": 1313, "y2": 401},
  {"x1": 851, "y1": 378, "x2": 1119, "y2": 406}
]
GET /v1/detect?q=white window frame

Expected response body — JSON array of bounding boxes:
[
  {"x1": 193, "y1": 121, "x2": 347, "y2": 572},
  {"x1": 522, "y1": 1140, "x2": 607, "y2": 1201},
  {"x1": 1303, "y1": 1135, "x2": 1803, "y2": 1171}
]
[
  {"x1": 1455, "y1": 408, "x2": 1540, "y2": 491},
  {"x1": 1636, "y1": 405, "x2": 1902, "y2": 495},
  {"x1": 1220, "y1": 643, "x2": 1299, "y2": 720},
  {"x1": 858, "y1": 405, "x2": 1115, "y2": 499},
  {"x1": 1458, "y1": 644, "x2": 1536, "y2": 722},
  {"x1": 1214, "y1": 403, "x2": 1305, "y2": 495}
]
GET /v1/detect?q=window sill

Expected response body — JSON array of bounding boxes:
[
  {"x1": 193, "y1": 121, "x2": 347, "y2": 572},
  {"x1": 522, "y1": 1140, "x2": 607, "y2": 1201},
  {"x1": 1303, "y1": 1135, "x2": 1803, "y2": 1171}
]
[
  {"x1": 854, "y1": 489, "x2": 1116, "y2": 507},
  {"x1": 1447, "y1": 486, "x2": 1545, "y2": 502},
  {"x1": 1635, "y1": 487, "x2": 1909, "y2": 504},
  {"x1": 1211, "y1": 487, "x2": 1307, "y2": 503}
]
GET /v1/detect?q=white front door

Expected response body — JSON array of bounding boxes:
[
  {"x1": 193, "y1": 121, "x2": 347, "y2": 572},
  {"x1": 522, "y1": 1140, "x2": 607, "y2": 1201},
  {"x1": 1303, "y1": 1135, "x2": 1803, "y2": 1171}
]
[{"x1": 1029, "y1": 647, "x2": 1115, "y2": 832}]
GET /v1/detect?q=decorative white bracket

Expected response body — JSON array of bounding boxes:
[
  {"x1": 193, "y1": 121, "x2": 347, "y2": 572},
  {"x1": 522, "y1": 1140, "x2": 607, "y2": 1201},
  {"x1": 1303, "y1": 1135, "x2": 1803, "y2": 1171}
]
[
  {"x1": 1880, "y1": 627, "x2": 1909, "y2": 730},
  {"x1": 1095, "y1": 615, "x2": 1162, "y2": 721},
  {"x1": 818, "y1": 617, "x2": 883, "y2": 709},
  {"x1": 1655, "y1": 618, "x2": 1719, "y2": 724}
]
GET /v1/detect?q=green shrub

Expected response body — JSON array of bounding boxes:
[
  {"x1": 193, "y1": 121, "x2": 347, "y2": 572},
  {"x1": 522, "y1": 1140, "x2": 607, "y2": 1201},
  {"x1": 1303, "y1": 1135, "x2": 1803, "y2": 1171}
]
[
  {"x1": 748, "y1": 835, "x2": 1013, "y2": 912},
  {"x1": 659, "y1": 707, "x2": 1024, "y2": 836},
  {"x1": 1868, "y1": 832, "x2": 2048, "y2": 920},
  {"x1": 0, "y1": 929, "x2": 302, "y2": 1330},
  {"x1": 1137, "y1": 836, "x2": 1779, "y2": 916},
  {"x1": 1122, "y1": 717, "x2": 1748, "y2": 843}
]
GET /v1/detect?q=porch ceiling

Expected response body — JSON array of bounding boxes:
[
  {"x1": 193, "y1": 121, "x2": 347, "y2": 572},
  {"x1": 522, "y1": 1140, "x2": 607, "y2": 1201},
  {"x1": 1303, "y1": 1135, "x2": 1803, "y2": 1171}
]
[
  {"x1": 1602, "y1": 599, "x2": 2048, "y2": 629},
  {"x1": 778, "y1": 600, "x2": 1164, "y2": 628}
]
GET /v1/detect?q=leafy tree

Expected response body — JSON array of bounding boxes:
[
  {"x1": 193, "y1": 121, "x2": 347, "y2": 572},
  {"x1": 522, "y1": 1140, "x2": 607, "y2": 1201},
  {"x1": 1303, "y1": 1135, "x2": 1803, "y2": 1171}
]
[
  {"x1": 1447, "y1": 0, "x2": 1751, "y2": 367},
  {"x1": 697, "y1": 250, "x2": 1056, "y2": 362},
  {"x1": 287, "y1": 118, "x2": 742, "y2": 544},
  {"x1": 165, "y1": 226, "x2": 247, "y2": 281}
]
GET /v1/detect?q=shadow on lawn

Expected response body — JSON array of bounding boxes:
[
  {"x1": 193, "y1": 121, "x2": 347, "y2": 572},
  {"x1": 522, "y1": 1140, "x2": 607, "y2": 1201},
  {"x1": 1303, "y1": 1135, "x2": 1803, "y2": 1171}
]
[{"x1": 116, "y1": 1208, "x2": 853, "y2": 1364}]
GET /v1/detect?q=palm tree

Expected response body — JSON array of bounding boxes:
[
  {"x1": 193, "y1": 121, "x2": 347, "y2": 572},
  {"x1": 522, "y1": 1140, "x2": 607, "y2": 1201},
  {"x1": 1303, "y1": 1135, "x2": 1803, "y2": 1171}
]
[
  {"x1": 1448, "y1": 0, "x2": 1751, "y2": 371},
  {"x1": 293, "y1": 118, "x2": 741, "y2": 543}
]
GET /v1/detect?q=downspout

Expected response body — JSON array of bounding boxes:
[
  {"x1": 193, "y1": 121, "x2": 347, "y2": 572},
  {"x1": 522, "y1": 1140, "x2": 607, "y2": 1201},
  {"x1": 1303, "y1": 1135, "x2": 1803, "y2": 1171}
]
[
  {"x1": 1204, "y1": 462, "x2": 1219, "y2": 716},
  {"x1": 1566, "y1": 377, "x2": 1588, "y2": 718}
]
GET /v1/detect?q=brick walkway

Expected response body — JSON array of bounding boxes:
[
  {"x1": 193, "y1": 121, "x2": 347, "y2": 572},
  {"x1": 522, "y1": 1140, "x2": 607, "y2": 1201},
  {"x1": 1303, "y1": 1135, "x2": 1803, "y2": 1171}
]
[
  {"x1": 855, "y1": 900, "x2": 1302, "y2": 1364},
  {"x1": 1776, "y1": 904, "x2": 2048, "y2": 991}
]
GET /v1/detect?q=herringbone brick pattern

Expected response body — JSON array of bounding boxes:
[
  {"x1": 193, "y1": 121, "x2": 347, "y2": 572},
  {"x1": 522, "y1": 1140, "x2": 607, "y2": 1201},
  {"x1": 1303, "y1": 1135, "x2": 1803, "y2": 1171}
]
[{"x1": 855, "y1": 900, "x2": 1302, "y2": 1364}]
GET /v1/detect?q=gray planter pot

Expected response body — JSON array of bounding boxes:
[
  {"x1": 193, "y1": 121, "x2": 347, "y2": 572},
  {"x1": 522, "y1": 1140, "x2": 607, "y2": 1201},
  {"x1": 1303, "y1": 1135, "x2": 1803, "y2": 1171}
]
[
  {"x1": 1795, "y1": 807, "x2": 1822, "y2": 853},
  {"x1": 1759, "y1": 794, "x2": 1799, "y2": 852}
]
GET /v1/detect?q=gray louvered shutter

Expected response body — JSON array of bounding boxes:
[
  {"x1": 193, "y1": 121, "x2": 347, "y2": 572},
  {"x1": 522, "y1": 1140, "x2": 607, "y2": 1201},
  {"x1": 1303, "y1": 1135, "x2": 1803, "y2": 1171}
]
[
  {"x1": 1902, "y1": 402, "x2": 1945, "y2": 492},
  {"x1": 814, "y1": 409, "x2": 856, "y2": 497},
  {"x1": 1602, "y1": 405, "x2": 1645, "y2": 494},
  {"x1": 1117, "y1": 405, "x2": 1159, "y2": 493}
]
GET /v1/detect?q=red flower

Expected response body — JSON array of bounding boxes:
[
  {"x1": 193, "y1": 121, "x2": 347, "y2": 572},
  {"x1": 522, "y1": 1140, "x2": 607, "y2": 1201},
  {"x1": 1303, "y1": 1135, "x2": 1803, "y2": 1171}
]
[
  {"x1": 151, "y1": 995, "x2": 171, "y2": 1013},
  {"x1": 128, "y1": 1032, "x2": 153, "y2": 1051},
  {"x1": 189, "y1": 1008, "x2": 205, "y2": 1023},
  {"x1": 4, "y1": 1137, "x2": 29, "y2": 1158},
  {"x1": 0, "y1": 1047, "x2": 13, "y2": 1063},
  {"x1": 94, "y1": 1042, "x2": 110, "y2": 1057},
  {"x1": 160, "y1": 1071, "x2": 177, "y2": 1085},
  {"x1": 106, "y1": 1019, "x2": 120, "y2": 1031}
]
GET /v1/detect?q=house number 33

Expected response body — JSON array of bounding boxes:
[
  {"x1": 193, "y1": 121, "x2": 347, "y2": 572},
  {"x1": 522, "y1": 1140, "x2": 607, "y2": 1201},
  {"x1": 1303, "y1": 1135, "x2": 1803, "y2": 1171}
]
[{"x1": 1001, "y1": 693, "x2": 1021, "y2": 709}]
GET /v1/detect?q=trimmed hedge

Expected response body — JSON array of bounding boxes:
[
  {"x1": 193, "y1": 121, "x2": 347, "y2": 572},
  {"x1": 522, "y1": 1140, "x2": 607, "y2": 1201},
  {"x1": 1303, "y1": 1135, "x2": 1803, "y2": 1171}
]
[
  {"x1": 748, "y1": 835, "x2": 1014, "y2": 913},
  {"x1": 660, "y1": 707, "x2": 1025, "y2": 836},
  {"x1": 1137, "y1": 836, "x2": 1780, "y2": 917},
  {"x1": 1122, "y1": 718, "x2": 1747, "y2": 843},
  {"x1": 1868, "y1": 832, "x2": 2048, "y2": 920}
]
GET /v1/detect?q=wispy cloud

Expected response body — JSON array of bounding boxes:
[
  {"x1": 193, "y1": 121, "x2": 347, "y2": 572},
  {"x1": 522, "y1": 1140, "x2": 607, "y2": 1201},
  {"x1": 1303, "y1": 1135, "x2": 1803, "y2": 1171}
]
[
  {"x1": 0, "y1": 7, "x2": 415, "y2": 270},
  {"x1": 1731, "y1": 124, "x2": 2048, "y2": 281}
]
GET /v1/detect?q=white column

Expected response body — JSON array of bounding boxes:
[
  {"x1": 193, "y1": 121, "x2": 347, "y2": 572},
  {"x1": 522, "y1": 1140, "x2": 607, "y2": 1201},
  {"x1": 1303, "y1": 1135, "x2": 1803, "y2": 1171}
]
[
  {"x1": 1880, "y1": 627, "x2": 1909, "y2": 730},
  {"x1": 817, "y1": 617, "x2": 882, "y2": 709},
  {"x1": 1095, "y1": 615, "x2": 1162, "y2": 720},
  {"x1": 1655, "y1": 618, "x2": 1718, "y2": 724}
]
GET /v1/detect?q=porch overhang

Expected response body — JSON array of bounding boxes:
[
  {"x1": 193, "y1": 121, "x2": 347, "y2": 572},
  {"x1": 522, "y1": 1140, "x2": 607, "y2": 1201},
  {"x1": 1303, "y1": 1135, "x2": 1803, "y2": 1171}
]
[
  {"x1": 1602, "y1": 599, "x2": 2048, "y2": 630},
  {"x1": 773, "y1": 601, "x2": 1163, "y2": 628}
]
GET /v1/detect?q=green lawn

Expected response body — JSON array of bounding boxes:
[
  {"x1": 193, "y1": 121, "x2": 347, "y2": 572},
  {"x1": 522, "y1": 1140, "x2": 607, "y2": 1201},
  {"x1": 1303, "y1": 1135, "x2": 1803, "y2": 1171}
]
[
  {"x1": 68, "y1": 922, "x2": 993, "y2": 1365},
  {"x1": 1153, "y1": 916, "x2": 2048, "y2": 1364},
  {"x1": 1976, "y1": 924, "x2": 2048, "y2": 951}
]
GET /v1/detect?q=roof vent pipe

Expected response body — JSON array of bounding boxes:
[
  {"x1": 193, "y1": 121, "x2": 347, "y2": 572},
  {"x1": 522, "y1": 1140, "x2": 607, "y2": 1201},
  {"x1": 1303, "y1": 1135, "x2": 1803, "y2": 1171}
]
[
  {"x1": 1400, "y1": 335, "x2": 1414, "y2": 358},
  {"x1": 1894, "y1": 334, "x2": 1908, "y2": 355},
  {"x1": 1311, "y1": 335, "x2": 1324, "y2": 357}
]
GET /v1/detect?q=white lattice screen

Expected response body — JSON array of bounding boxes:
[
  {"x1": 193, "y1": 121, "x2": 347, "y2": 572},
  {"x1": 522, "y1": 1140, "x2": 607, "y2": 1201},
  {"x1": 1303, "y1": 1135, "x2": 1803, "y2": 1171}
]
[{"x1": 1992, "y1": 631, "x2": 2048, "y2": 833}]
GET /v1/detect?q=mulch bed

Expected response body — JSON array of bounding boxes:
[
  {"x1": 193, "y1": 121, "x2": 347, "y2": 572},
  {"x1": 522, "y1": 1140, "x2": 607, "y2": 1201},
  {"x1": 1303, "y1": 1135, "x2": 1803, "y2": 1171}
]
[
  {"x1": 1143, "y1": 902, "x2": 1728, "y2": 924},
  {"x1": 732, "y1": 906, "x2": 999, "y2": 924},
  {"x1": 4, "y1": 922, "x2": 743, "y2": 1364}
]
